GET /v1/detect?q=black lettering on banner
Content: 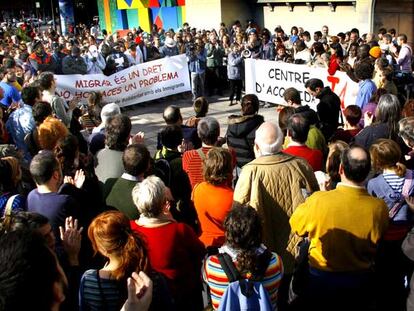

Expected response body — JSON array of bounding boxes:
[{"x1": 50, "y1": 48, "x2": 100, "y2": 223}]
[
  {"x1": 303, "y1": 71, "x2": 310, "y2": 83},
  {"x1": 304, "y1": 91, "x2": 312, "y2": 103},
  {"x1": 280, "y1": 69, "x2": 286, "y2": 81},
  {"x1": 294, "y1": 72, "x2": 302, "y2": 84},
  {"x1": 267, "y1": 85, "x2": 274, "y2": 95},
  {"x1": 268, "y1": 67, "x2": 310, "y2": 84},
  {"x1": 256, "y1": 82, "x2": 262, "y2": 93}
]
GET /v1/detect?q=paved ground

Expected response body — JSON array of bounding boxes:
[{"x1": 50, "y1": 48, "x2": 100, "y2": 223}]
[{"x1": 123, "y1": 92, "x2": 279, "y2": 155}]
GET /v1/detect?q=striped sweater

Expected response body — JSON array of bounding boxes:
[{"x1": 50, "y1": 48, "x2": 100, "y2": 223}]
[{"x1": 203, "y1": 252, "x2": 283, "y2": 310}]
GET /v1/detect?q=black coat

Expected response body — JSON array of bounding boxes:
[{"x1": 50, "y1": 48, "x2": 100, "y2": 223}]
[
  {"x1": 226, "y1": 114, "x2": 264, "y2": 167},
  {"x1": 316, "y1": 87, "x2": 341, "y2": 140}
]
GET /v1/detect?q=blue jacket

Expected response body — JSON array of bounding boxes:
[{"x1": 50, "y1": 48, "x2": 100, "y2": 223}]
[
  {"x1": 356, "y1": 79, "x2": 377, "y2": 110},
  {"x1": 187, "y1": 48, "x2": 207, "y2": 74},
  {"x1": 367, "y1": 171, "x2": 414, "y2": 223},
  {"x1": 6, "y1": 104, "x2": 35, "y2": 162},
  {"x1": 227, "y1": 52, "x2": 243, "y2": 80}
]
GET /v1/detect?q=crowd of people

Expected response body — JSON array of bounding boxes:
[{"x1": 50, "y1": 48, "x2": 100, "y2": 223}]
[{"x1": 0, "y1": 16, "x2": 413, "y2": 311}]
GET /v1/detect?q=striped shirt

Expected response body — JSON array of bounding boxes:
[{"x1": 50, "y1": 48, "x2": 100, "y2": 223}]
[
  {"x1": 203, "y1": 252, "x2": 283, "y2": 310},
  {"x1": 383, "y1": 172, "x2": 405, "y2": 193},
  {"x1": 183, "y1": 146, "x2": 237, "y2": 189},
  {"x1": 79, "y1": 269, "x2": 125, "y2": 311},
  {"x1": 182, "y1": 146, "x2": 212, "y2": 189}
]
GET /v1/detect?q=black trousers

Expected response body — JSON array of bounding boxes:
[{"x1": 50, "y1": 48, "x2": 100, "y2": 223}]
[
  {"x1": 206, "y1": 67, "x2": 223, "y2": 96},
  {"x1": 229, "y1": 79, "x2": 243, "y2": 102}
]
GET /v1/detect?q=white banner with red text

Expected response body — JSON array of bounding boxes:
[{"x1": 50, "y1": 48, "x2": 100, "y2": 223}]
[
  {"x1": 55, "y1": 54, "x2": 191, "y2": 107},
  {"x1": 245, "y1": 59, "x2": 359, "y2": 110}
]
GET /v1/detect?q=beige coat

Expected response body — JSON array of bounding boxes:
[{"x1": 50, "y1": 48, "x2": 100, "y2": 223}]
[{"x1": 234, "y1": 152, "x2": 319, "y2": 273}]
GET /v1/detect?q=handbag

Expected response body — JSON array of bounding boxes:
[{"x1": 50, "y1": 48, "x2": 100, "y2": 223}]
[
  {"x1": 288, "y1": 238, "x2": 310, "y2": 304},
  {"x1": 388, "y1": 170, "x2": 413, "y2": 219},
  {"x1": 3, "y1": 194, "x2": 18, "y2": 217}
]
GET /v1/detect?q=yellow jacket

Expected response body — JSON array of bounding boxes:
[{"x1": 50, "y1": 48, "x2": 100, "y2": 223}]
[{"x1": 290, "y1": 184, "x2": 389, "y2": 272}]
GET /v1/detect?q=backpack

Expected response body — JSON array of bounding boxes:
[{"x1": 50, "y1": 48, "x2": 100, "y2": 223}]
[
  {"x1": 154, "y1": 158, "x2": 172, "y2": 187},
  {"x1": 153, "y1": 151, "x2": 181, "y2": 188},
  {"x1": 217, "y1": 251, "x2": 273, "y2": 311}
]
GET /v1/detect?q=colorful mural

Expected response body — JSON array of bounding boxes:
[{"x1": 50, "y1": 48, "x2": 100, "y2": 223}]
[{"x1": 97, "y1": 0, "x2": 186, "y2": 33}]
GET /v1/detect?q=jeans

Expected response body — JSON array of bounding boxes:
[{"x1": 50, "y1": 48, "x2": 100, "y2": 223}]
[{"x1": 191, "y1": 72, "x2": 205, "y2": 100}]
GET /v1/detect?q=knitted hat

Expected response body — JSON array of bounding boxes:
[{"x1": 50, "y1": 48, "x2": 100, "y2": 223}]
[{"x1": 369, "y1": 46, "x2": 381, "y2": 59}]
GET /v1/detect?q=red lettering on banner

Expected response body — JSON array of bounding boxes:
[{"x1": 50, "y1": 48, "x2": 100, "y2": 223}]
[
  {"x1": 142, "y1": 64, "x2": 163, "y2": 76},
  {"x1": 327, "y1": 76, "x2": 340, "y2": 92},
  {"x1": 75, "y1": 79, "x2": 113, "y2": 88},
  {"x1": 114, "y1": 75, "x2": 127, "y2": 85},
  {"x1": 74, "y1": 91, "x2": 91, "y2": 99},
  {"x1": 338, "y1": 82, "x2": 348, "y2": 109},
  {"x1": 128, "y1": 69, "x2": 140, "y2": 80},
  {"x1": 138, "y1": 71, "x2": 179, "y2": 88},
  {"x1": 58, "y1": 90, "x2": 71, "y2": 99},
  {"x1": 102, "y1": 87, "x2": 123, "y2": 97}
]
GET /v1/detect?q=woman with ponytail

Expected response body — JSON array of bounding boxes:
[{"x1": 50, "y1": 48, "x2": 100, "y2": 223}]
[
  {"x1": 79, "y1": 210, "x2": 172, "y2": 311},
  {"x1": 203, "y1": 204, "x2": 284, "y2": 310},
  {"x1": 367, "y1": 139, "x2": 414, "y2": 310}
]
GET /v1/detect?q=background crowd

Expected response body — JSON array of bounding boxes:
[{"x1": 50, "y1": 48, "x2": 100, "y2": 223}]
[{"x1": 0, "y1": 16, "x2": 413, "y2": 311}]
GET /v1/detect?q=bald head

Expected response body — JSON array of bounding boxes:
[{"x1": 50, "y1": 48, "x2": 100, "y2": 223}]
[
  {"x1": 254, "y1": 122, "x2": 284, "y2": 157},
  {"x1": 163, "y1": 105, "x2": 182, "y2": 125},
  {"x1": 340, "y1": 146, "x2": 371, "y2": 183}
]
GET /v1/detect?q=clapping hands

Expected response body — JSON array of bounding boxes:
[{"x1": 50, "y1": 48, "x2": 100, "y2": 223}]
[
  {"x1": 64, "y1": 169, "x2": 86, "y2": 189},
  {"x1": 121, "y1": 271, "x2": 153, "y2": 311},
  {"x1": 59, "y1": 216, "x2": 83, "y2": 266}
]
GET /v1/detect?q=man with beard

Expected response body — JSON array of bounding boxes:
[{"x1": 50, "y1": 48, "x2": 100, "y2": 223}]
[{"x1": 0, "y1": 67, "x2": 21, "y2": 110}]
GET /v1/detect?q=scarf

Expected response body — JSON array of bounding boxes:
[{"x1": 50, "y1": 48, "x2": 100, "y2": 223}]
[{"x1": 136, "y1": 212, "x2": 176, "y2": 228}]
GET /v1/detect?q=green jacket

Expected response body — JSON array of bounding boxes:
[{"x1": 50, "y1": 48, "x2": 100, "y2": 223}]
[
  {"x1": 205, "y1": 43, "x2": 225, "y2": 68},
  {"x1": 104, "y1": 177, "x2": 139, "y2": 220}
]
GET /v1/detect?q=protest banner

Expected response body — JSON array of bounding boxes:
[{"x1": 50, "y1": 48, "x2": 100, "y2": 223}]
[
  {"x1": 245, "y1": 59, "x2": 359, "y2": 111},
  {"x1": 55, "y1": 54, "x2": 191, "y2": 107}
]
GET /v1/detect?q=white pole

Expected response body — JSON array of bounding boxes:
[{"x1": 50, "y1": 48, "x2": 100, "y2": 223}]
[{"x1": 51, "y1": 0, "x2": 56, "y2": 30}]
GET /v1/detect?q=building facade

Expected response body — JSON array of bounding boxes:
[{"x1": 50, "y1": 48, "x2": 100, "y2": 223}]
[{"x1": 96, "y1": 0, "x2": 413, "y2": 45}]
